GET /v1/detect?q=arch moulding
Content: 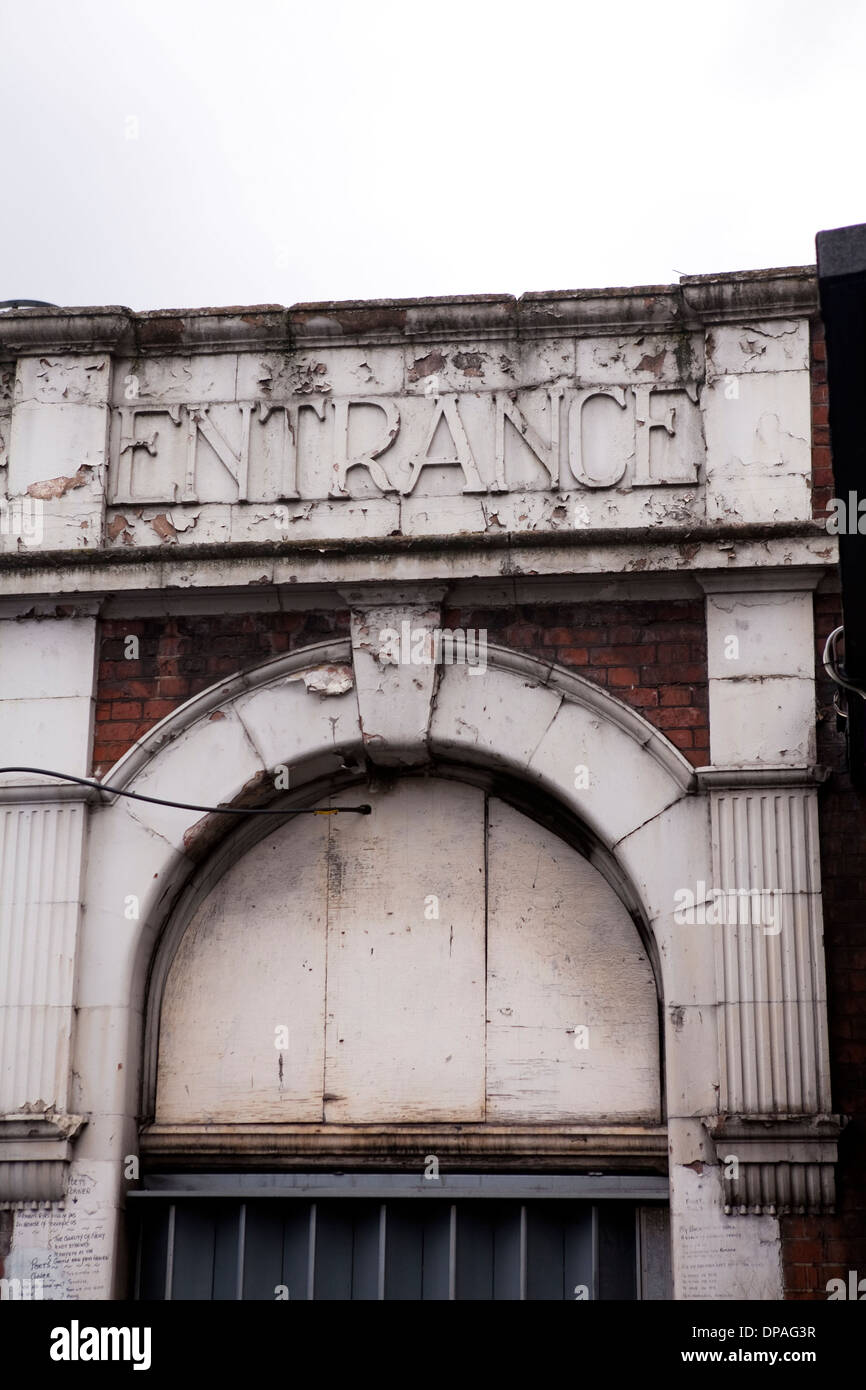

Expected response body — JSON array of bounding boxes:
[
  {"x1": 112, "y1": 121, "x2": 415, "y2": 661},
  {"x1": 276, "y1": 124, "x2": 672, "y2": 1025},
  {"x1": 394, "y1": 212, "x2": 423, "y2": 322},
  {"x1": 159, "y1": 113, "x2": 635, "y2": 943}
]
[
  {"x1": 67, "y1": 607, "x2": 837, "y2": 1299},
  {"x1": 80, "y1": 629, "x2": 707, "y2": 1168}
]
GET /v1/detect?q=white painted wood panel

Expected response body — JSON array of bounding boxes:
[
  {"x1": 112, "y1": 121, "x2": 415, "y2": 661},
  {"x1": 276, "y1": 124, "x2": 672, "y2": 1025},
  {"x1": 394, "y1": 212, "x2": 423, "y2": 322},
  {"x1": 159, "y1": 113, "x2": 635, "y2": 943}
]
[
  {"x1": 156, "y1": 816, "x2": 329, "y2": 1122},
  {"x1": 486, "y1": 798, "x2": 660, "y2": 1122},
  {"x1": 323, "y1": 780, "x2": 487, "y2": 1122},
  {"x1": 155, "y1": 779, "x2": 661, "y2": 1128}
]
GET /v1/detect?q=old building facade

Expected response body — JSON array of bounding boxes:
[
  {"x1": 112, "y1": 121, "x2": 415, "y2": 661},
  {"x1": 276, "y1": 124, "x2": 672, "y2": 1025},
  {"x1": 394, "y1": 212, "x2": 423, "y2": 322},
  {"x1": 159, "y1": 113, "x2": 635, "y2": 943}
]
[{"x1": 0, "y1": 268, "x2": 860, "y2": 1300}]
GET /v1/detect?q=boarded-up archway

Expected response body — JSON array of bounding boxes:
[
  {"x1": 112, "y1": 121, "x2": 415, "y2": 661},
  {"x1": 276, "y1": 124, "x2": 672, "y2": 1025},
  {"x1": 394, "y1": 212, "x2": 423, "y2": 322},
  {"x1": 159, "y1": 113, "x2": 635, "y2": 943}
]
[{"x1": 154, "y1": 777, "x2": 660, "y2": 1129}]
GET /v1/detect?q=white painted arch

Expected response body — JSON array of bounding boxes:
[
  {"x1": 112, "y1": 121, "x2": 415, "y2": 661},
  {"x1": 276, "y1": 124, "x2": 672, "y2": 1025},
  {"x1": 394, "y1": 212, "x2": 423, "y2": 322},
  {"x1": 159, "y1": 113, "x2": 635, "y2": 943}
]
[
  {"x1": 76, "y1": 638, "x2": 716, "y2": 1134},
  {"x1": 66, "y1": 635, "x2": 723, "y2": 1297}
]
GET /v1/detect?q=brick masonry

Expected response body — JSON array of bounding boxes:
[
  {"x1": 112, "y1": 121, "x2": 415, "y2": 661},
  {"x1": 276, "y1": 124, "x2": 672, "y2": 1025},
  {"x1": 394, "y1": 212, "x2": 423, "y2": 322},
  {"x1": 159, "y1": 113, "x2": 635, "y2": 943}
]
[
  {"x1": 443, "y1": 599, "x2": 709, "y2": 765},
  {"x1": 811, "y1": 318, "x2": 833, "y2": 520},
  {"x1": 93, "y1": 609, "x2": 351, "y2": 776},
  {"x1": 93, "y1": 598, "x2": 710, "y2": 777},
  {"x1": 779, "y1": 593, "x2": 866, "y2": 1299}
]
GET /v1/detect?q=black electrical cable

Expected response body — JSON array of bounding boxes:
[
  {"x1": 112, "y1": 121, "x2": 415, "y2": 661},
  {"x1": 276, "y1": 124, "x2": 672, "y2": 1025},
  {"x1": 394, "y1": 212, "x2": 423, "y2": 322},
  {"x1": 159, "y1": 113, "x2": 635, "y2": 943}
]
[
  {"x1": 0, "y1": 299, "x2": 60, "y2": 309},
  {"x1": 0, "y1": 768, "x2": 371, "y2": 817}
]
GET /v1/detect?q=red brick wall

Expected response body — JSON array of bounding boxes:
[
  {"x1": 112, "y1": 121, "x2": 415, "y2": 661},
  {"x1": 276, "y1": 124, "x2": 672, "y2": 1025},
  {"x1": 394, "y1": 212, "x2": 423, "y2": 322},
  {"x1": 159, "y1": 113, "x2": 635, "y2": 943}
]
[
  {"x1": 779, "y1": 592, "x2": 866, "y2": 1298},
  {"x1": 811, "y1": 319, "x2": 833, "y2": 519},
  {"x1": 443, "y1": 599, "x2": 709, "y2": 766},
  {"x1": 93, "y1": 609, "x2": 350, "y2": 776},
  {"x1": 94, "y1": 598, "x2": 709, "y2": 777}
]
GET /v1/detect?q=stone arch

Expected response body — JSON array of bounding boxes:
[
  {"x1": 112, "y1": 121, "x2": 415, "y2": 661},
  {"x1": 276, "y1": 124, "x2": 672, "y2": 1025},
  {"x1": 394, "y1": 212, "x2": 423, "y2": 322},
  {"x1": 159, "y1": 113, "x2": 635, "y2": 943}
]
[
  {"x1": 67, "y1": 632, "x2": 723, "y2": 1298},
  {"x1": 78, "y1": 635, "x2": 713, "y2": 1147}
]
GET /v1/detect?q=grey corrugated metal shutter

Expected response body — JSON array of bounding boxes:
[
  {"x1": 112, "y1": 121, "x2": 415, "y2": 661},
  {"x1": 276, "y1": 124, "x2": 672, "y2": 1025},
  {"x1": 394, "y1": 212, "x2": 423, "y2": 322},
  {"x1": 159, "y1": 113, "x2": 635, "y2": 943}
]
[{"x1": 132, "y1": 1187, "x2": 670, "y2": 1301}]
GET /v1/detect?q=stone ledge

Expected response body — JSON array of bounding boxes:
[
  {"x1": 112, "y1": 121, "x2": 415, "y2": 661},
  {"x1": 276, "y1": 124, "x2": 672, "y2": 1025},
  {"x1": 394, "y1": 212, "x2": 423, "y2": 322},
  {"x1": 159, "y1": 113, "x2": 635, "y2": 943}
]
[
  {"x1": 703, "y1": 1113, "x2": 845, "y2": 1215},
  {"x1": 139, "y1": 1123, "x2": 670, "y2": 1173},
  {"x1": 0, "y1": 1110, "x2": 88, "y2": 1206},
  {"x1": 0, "y1": 267, "x2": 819, "y2": 355},
  {"x1": 696, "y1": 765, "x2": 831, "y2": 789}
]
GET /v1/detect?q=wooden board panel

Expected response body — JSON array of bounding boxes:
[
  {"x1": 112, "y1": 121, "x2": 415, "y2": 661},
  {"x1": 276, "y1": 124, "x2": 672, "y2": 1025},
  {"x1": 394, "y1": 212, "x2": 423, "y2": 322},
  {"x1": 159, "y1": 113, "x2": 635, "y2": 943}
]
[
  {"x1": 486, "y1": 797, "x2": 660, "y2": 1123},
  {"x1": 323, "y1": 779, "x2": 486, "y2": 1122},
  {"x1": 156, "y1": 780, "x2": 662, "y2": 1130},
  {"x1": 156, "y1": 816, "x2": 329, "y2": 1123}
]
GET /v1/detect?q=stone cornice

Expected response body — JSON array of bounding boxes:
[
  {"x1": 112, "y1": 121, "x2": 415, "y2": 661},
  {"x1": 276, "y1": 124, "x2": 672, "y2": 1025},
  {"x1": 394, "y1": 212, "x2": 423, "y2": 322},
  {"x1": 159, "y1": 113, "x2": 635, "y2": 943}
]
[
  {"x1": 0, "y1": 1111, "x2": 88, "y2": 1205},
  {"x1": 0, "y1": 782, "x2": 99, "y2": 805},
  {"x1": 702, "y1": 1114, "x2": 845, "y2": 1215},
  {"x1": 0, "y1": 266, "x2": 819, "y2": 356},
  {"x1": 0, "y1": 538, "x2": 834, "y2": 598},
  {"x1": 696, "y1": 765, "x2": 832, "y2": 789},
  {"x1": 695, "y1": 566, "x2": 828, "y2": 593},
  {"x1": 0, "y1": 520, "x2": 835, "y2": 578},
  {"x1": 139, "y1": 1122, "x2": 670, "y2": 1173}
]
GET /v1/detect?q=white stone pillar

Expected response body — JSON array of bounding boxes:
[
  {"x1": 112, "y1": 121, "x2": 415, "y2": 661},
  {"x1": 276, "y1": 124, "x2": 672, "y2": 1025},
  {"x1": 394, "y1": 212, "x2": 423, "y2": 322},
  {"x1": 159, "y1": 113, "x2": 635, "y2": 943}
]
[
  {"x1": 0, "y1": 796, "x2": 88, "y2": 1198},
  {"x1": 0, "y1": 604, "x2": 99, "y2": 1170},
  {"x1": 0, "y1": 599, "x2": 103, "y2": 1290},
  {"x1": 668, "y1": 573, "x2": 842, "y2": 1299}
]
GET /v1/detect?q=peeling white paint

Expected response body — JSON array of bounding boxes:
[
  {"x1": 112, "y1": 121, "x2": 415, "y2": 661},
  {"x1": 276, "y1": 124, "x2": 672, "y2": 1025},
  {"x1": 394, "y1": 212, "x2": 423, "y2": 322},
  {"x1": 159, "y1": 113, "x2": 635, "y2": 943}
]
[{"x1": 301, "y1": 664, "x2": 353, "y2": 696}]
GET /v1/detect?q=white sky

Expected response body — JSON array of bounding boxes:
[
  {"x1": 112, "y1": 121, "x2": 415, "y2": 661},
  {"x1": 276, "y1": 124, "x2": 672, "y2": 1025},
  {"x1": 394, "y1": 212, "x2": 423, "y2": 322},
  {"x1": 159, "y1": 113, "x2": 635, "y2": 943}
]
[{"x1": 2, "y1": 0, "x2": 864, "y2": 310}]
